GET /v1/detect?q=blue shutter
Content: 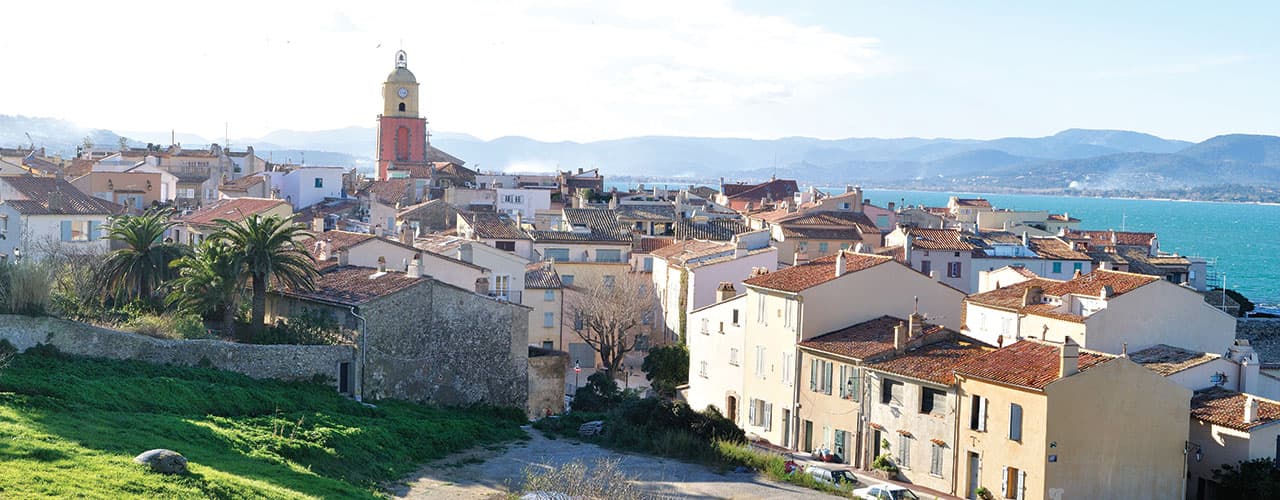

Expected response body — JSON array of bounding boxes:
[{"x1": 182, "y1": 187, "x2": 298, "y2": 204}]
[
  {"x1": 1010, "y1": 403, "x2": 1023, "y2": 441},
  {"x1": 60, "y1": 220, "x2": 72, "y2": 241},
  {"x1": 88, "y1": 221, "x2": 99, "y2": 240}
]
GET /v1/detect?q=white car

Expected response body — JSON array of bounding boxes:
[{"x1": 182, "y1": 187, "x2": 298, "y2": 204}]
[{"x1": 853, "y1": 483, "x2": 921, "y2": 500}]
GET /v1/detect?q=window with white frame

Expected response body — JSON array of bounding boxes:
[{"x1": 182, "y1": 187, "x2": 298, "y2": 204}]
[
  {"x1": 970, "y1": 395, "x2": 988, "y2": 431},
  {"x1": 781, "y1": 352, "x2": 793, "y2": 386},
  {"x1": 699, "y1": 360, "x2": 708, "y2": 378},
  {"x1": 839, "y1": 365, "x2": 859, "y2": 401},
  {"x1": 701, "y1": 318, "x2": 710, "y2": 334},
  {"x1": 729, "y1": 348, "x2": 739, "y2": 366},
  {"x1": 810, "y1": 359, "x2": 834, "y2": 395},
  {"x1": 1009, "y1": 403, "x2": 1023, "y2": 441},
  {"x1": 754, "y1": 346, "x2": 766, "y2": 378},
  {"x1": 756, "y1": 295, "x2": 766, "y2": 324},
  {"x1": 783, "y1": 299, "x2": 793, "y2": 330}
]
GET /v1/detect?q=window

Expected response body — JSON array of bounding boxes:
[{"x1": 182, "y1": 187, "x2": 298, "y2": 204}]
[
  {"x1": 781, "y1": 352, "x2": 794, "y2": 386},
  {"x1": 882, "y1": 378, "x2": 904, "y2": 406},
  {"x1": 545, "y1": 248, "x2": 570, "y2": 261},
  {"x1": 61, "y1": 220, "x2": 92, "y2": 242},
  {"x1": 314, "y1": 178, "x2": 323, "y2": 188},
  {"x1": 1052, "y1": 262, "x2": 1062, "y2": 274},
  {"x1": 748, "y1": 399, "x2": 772, "y2": 429},
  {"x1": 783, "y1": 299, "x2": 794, "y2": 329},
  {"x1": 701, "y1": 318, "x2": 710, "y2": 335},
  {"x1": 643, "y1": 257, "x2": 653, "y2": 272},
  {"x1": 840, "y1": 242, "x2": 850, "y2": 250},
  {"x1": 810, "y1": 359, "x2": 834, "y2": 394},
  {"x1": 1002, "y1": 466, "x2": 1024, "y2": 499},
  {"x1": 573, "y1": 311, "x2": 583, "y2": 330},
  {"x1": 731, "y1": 309, "x2": 740, "y2": 325},
  {"x1": 840, "y1": 202, "x2": 850, "y2": 210},
  {"x1": 699, "y1": 360, "x2": 708, "y2": 378},
  {"x1": 970, "y1": 395, "x2": 988, "y2": 431},
  {"x1": 756, "y1": 295, "x2": 766, "y2": 324},
  {"x1": 921, "y1": 388, "x2": 946, "y2": 415},
  {"x1": 595, "y1": 249, "x2": 622, "y2": 262},
  {"x1": 797, "y1": 241, "x2": 808, "y2": 252},
  {"x1": 1009, "y1": 403, "x2": 1023, "y2": 442},
  {"x1": 544, "y1": 290, "x2": 555, "y2": 302},
  {"x1": 839, "y1": 365, "x2": 860, "y2": 401},
  {"x1": 1074, "y1": 262, "x2": 1083, "y2": 273},
  {"x1": 755, "y1": 346, "x2": 766, "y2": 378},
  {"x1": 818, "y1": 242, "x2": 829, "y2": 254},
  {"x1": 542, "y1": 341, "x2": 554, "y2": 350},
  {"x1": 876, "y1": 215, "x2": 890, "y2": 227},
  {"x1": 493, "y1": 275, "x2": 511, "y2": 297},
  {"x1": 398, "y1": 102, "x2": 406, "y2": 112},
  {"x1": 495, "y1": 241, "x2": 516, "y2": 252},
  {"x1": 561, "y1": 274, "x2": 575, "y2": 286},
  {"x1": 729, "y1": 348, "x2": 739, "y2": 366},
  {"x1": 543, "y1": 312, "x2": 555, "y2": 327},
  {"x1": 920, "y1": 260, "x2": 932, "y2": 276},
  {"x1": 930, "y1": 443, "x2": 944, "y2": 477},
  {"x1": 898, "y1": 434, "x2": 911, "y2": 469},
  {"x1": 947, "y1": 261, "x2": 962, "y2": 278}
]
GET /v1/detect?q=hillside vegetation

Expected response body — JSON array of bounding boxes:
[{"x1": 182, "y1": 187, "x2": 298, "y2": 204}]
[{"x1": 0, "y1": 347, "x2": 526, "y2": 499}]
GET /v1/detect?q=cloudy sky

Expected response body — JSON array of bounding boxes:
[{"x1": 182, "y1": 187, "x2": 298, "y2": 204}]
[{"x1": 4, "y1": 1, "x2": 1277, "y2": 142}]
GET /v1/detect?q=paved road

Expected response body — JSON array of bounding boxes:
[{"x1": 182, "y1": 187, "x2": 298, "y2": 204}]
[{"x1": 389, "y1": 426, "x2": 836, "y2": 499}]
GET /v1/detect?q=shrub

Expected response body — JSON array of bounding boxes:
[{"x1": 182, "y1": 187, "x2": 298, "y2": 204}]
[
  {"x1": 123, "y1": 313, "x2": 209, "y2": 340},
  {"x1": 642, "y1": 344, "x2": 688, "y2": 397},
  {"x1": 0, "y1": 261, "x2": 52, "y2": 316},
  {"x1": 872, "y1": 453, "x2": 899, "y2": 474},
  {"x1": 253, "y1": 310, "x2": 348, "y2": 345},
  {"x1": 517, "y1": 458, "x2": 645, "y2": 500}
]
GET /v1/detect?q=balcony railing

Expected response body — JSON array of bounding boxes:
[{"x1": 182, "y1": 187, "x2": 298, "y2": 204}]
[{"x1": 487, "y1": 290, "x2": 523, "y2": 303}]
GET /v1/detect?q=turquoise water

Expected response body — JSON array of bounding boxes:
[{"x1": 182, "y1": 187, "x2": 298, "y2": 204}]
[{"x1": 605, "y1": 181, "x2": 1280, "y2": 307}]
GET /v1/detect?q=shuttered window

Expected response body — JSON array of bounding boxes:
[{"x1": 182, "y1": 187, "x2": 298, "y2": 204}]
[
  {"x1": 1009, "y1": 403, "x2": 1023, "y2": 442},
  {"x1": 930, "y1": 443, "x2": 944, "y2": 477},
  {"x1": 545, "y1": 248, "x2": 570, "y2": 261}
]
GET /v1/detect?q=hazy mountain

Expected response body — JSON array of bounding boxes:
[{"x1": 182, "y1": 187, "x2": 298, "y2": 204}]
[{"x1": 5, "y1": 113, "x2": 1280, "y2": 195}]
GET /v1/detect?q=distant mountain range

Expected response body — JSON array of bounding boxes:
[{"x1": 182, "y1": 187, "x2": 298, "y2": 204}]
[{"x1": 6, "y1": 114, "x2": 1280, "y2": 198}]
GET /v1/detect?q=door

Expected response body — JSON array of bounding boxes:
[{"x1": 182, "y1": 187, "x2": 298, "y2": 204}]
[
  {"x1": 834, "y1": 429, "x2": 848, "y2": 463},
  {"x1": 338, "y1": 362, "x2": 351, "y2": 394},
  {"x1": 967, "y1": 452, "x2": 981, "y2": 499},
  {"x1": 726, "y1": 396, "x2": 738, "y2": 424},
  {"x1": 803, "y1": 420, "x2": 814, "y2": 452},
  {"x1": 872, "y1": 429, "x2": 882, "y2": 460},
  {"x1": 781, "y1": 409, "x2": 791, "y2": 448}
]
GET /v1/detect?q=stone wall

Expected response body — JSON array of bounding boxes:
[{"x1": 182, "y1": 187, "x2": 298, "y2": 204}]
[
  {"x1": 0, "y1": 315, "x2": 355, "y2": 384},
  {"x1": 360, "y1": 279, "x2": 530, "y2": 408},
  {"x1": 527, "y1": 346, "x2": 568, "y2": 417},
  {"x1": 1237, "y1": 318, "x2": 1280, "y2": 367}
]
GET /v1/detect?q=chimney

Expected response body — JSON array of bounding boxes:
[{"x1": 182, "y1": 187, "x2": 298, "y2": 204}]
[
  {"x1": 894, "y1": 321, "x2": 907, "y2": 353},
  {"x1": 794, "y1": 250, "x2": 809, "y2": 266},
  {"x1": 845, "y1": 185, "x2": 854, "y2": 194},
  {"x1": 337, "y1": 249, "x2": 349, "y2": 267},
  {"x1": 406, "y1": 255, "x2": 421, "y2": 277},
  {"x1": 835, "y1": 251, "x2": 847, "y2": 277},
  {"x1": 852, "y1": 186, "x2": 863, "y2": 213},
  {"x1": 399, "y1": 225, "x2": 412, "y2": 245},
  {"x1": 1022, "y1": 285, "x2": 1043, "y2": 306},
  {"x1": 1230, "y1": 339, "x2": 1261, "y2": 394},
  {"x1": 474, "y1": 276, "x2": 490, "y2": 294},
  {"x1": 716, "y1": 282, "x2": 736, "y2": 302},
  {"x1": 377, "y1": 256, "x2": 387, "y2": 273},
  {"x1": 1245, "y1": 396, "x2": 1260, "y2": 424},
  {"x1": 1021, "y1": 231, "x2": 1029, "y2": 247},
  {"x1": 1059, "y1": 337, "x2": 1080, "y2": 378},
  {"x1": 734, "y1": 236, "x2": 748, "y2": 258},
  {"x1": 313, "y1": 216, "x2": 325, "y2": 233},
  {"x1": 908, "y1": 310, "x2": 924, "y2": 340},
  {"x1": 853, "y1": 242, "x2": 867, "y2": 254},
  {"x1": 1073, "y1": 268, "x2": 1083, "y2": 279},
  {"x1": 608, "y1": 194, "x2": 618, "y2": 210},
  {"x1": 1110, "y1": 231, "x2": 1118, "y2": 246},
  {"x1": 887, "y1": 201, "x2": 895, "y2": 212},
  {"x1": 1100, "y1": 285, "x2": 1114, "y2": 300},
  {"x1": 578, "y1": 167, "x2": 584, "y2": 174}
]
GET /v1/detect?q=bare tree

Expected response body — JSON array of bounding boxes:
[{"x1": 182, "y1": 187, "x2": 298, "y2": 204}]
[{"x1": 566, "y1": 272, "x2": 656, "y2": 379}]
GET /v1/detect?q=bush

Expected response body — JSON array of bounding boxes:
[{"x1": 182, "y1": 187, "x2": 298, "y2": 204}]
[
  {"x1": 48, "y1": 258, "x2": 105, "y2": 321},
  {"x1": 572, "y1": 372, "x2": 632, "y2": 412},
  {"x1": 123, "y1": 313, "x2": 209, "y2": 340},
  {"x1": 0, "y1": 261, "x2": 52, "y2": 316},
  {"x1": 252, "y1": 310, "x2": 348, "y2": 345},
  {"x1": 642, "y1": 344, "x2": 688, "y2": 398},
  {"x1": 872, "y1": 454, "x2": 899, "y2": 474}
]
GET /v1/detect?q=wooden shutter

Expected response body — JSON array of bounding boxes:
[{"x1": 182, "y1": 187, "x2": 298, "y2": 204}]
[{"x1": 979, "y1": 397, "x2": 989, "y2": 432}]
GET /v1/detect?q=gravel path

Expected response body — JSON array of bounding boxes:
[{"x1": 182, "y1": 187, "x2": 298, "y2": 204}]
[{"x1": 388, "y1": 426, "x2": 835, "y2": 499}]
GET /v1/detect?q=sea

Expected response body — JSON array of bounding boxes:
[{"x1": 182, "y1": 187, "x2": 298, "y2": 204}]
[{"x1": 605, "y1": 181, "x2": 1280, "y2": 310}]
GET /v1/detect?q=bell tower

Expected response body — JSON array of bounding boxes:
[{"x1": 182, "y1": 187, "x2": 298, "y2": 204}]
[{"x1": 376, "y1": 50, "x2": 428, "y2": 180}]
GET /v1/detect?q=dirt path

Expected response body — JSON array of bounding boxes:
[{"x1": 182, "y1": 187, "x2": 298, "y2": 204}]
[{"x1": 389, "y1": 425, "x2": 833, "y2": 499}]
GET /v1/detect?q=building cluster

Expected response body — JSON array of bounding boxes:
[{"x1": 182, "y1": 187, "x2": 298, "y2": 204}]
[{"x1": 0, "y1": 50, "x2": 1270, "y2": 498}]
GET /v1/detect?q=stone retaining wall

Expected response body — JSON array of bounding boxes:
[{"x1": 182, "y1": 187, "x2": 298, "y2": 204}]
[{"x1": 0, "y1": 315, "x2": 355, "y2": 384}]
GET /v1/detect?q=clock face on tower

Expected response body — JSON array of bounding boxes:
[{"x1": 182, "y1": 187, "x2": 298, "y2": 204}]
[{"x1": 397, "y1": 87, "x2": 409, "y2": 99}]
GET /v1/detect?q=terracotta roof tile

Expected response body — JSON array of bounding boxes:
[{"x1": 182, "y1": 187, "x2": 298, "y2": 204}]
[
  {"x1": 955, "y1": 339, "x2": 1113, "y2": 391},
  {"x1": 1191, "y1": 387, "x2": 1280, "y2": 431},
  {"x1": 674, "y1": 218, "x2": 750, "y2": 241},
  {"x1": 865, "y1": 339, "x2": 993, "y2": 385},
  {"x1": 1026, "y1": 237, "x2": 1092, "y2": 261},
  {"x1": 1066, "y1": 229, "x2": 1157, "y2": 248},
  {"x1": 906, "y1": 228, "x2": 977, "y2": 251},
  {"x1": 780, "y1": 227, "x2": 861, "y2": 240},
  {"x1": 463, "y1": 212, "x2": 529, "y2": 240},
  {"x1": 1040, "y1": 269, "x2": 1158, "y2": 297},
  {"x1": 724, "y1": 178, "x2": 799, "y2": 201},
  {"x1": 799, "y1": 315, "x2": 950, "y2": 361},
  {"x1": 0, "y1": 177, "x2": 123, "y2": 215},
  {"x1": 635, "y1": 237, "x2": 675, "y2": 254},
  {"x1": 616, "y1": 204, "x2": 676, "y2": 221},
  {"x1": 650, "y1": 239, "x2": 732, "y2": 262},
  {"x1": 1129, "y1": 344, "x2": 1221, "y2": 376},
  {"x1": 744, "y1": 251, "x2": 891, "y2": 292},
  {"x1": 777, "y1": 211, "x2": 879, "y2": 234},
  {"x1": 280, "y1": 265, "x2": 424, "y2": 306},
  {"x1": 179, "y1": 197, "x2": 291, "y2": 227},
  {"x1": 298, "y1": 230, "x2": 377, "y2": 260},
  {"x1": 358, "y1": 179, "x2": 417, "y2": 206},
  {"x1": 525, "y1": 262, "x2": 563, "y2": 289},
  {"x1": 220, "y1": 174, "x2": 266, "y2": 190},
  {"x1": 954, "y1": 198, "x2": 992, "y2": 208},
  {"x1": 965, "y1": 278, "x2": 1064, "y2": 311}
]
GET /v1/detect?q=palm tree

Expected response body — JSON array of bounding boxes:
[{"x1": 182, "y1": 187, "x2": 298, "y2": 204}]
[
  {"x1": 211, "y1": 213, "x2": 317, "y2": 338},
  {"x1": 166, "y1": 240, "x2": 244, "y2": 337},
  {"x1": 98, "y1": 209, "x2": 187, "y2": 302}
]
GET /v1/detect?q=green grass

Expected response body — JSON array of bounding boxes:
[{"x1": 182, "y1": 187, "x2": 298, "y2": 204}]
[{"x1": 0, "y1": 348, "x2": 527, "y2": 499}]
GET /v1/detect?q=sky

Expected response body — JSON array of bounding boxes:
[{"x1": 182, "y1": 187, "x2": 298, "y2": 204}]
[{"x1": 4, "y1": 1, "x2": 1278, "y2": 143}]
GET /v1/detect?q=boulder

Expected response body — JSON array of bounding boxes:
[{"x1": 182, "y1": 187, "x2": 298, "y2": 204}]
[{"x1": 133, "y1": 449, "x2": 188, "y2": 475}]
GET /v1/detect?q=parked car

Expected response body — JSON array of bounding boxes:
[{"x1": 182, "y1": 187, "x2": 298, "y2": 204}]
[
  {"x1": 807, "y1": 465, "x2": 857, "y2": 486},
  {"x1": 853, "y1": 483, "x2": 921, "y2": 500}
]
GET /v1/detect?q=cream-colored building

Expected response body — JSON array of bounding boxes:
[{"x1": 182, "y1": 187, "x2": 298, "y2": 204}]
[
  {"x1": 734, "y1": 251, "x2": 966, "y2": 447},
  {"x1": 687, "y1": 290, "x2": 748, "y2": 425},
  {"x1": 524, "y1": 263, "x2": 564, "y2": 350},
  {"x1": 962, "y1": 270, "x2": 1236, "y2": 356},
  {"x1": 954, "y1": 338, "x2": 1190, "y2": 500},
  {"x1": 1186, "y1": 387, "x2": 1280, "y2": 499},
  {"x1": 651, "y1": 230, "x2": 776, "y2": 342}
]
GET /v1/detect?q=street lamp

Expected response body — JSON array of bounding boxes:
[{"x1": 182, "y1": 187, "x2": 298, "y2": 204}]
[{"x1": 573, "y1": 360, "x2": 581, "y2": 388}]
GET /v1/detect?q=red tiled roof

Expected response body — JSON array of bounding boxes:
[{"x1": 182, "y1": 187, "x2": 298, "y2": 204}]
[
  {"x1": 778, "y1": 211, "x2": 879, "y2": 233},
  {"x1": 906, "y1": 228, "x2": 976, "y2": 251},
  {"x1": 1067, "y1": 229, "x2": 1157, "y2": 247},
  {"x1": 180, "y1": 197, "x2": 291, "y2": 227},
  {"x1": 1191, "y1": 387, "x2": 1280, "y2": 431},
  {"x1": 865, "y1": 339, "x2": 993, "y2": 385},
  {"x1": 298, "y1": 231, "x2": 377, "y2": 260},
  {"x1": 1046, "y1": 213, "x2": 1080, "y2": 222},
  {"x1": 0, "y1": 177, "x2": 124, "y2": 215},
  {"x1": 799, "y1": 315, "x2": 950, "y2": 361},
  {"x1": 525, "y1": 262, "x2": 563, "y2": 289},
  {"x1": 1040, "y1": 269, "x2": 1158, "y2": 298},
  {"x1": 635, "y1": 237, "x2": 675, "y2": 255},
  {"x1": 651, "y1": 239, "x2": 732, "y2": 261},
  {"x1": 280, "y1": 265, "x2": 424, "y2": 306},
  {"x1": 780, "y1": 227, "x2": 861, "y2": 240},
  {"x1": 1026, "y1": 237, "x2": 1092, "y2": 261},
  {"x1": 724, "y1": 179, "x2": 799, "y2": 202},
  {"x1": 462, "y1": 212, "x2": 529, "y2": 240},
  {"x1": 953, "y1": 198, "x2": 992, "y2": 208},
  {"x1": 221, "y1": 174, "x2": 266, "y2": 190},
  {"x1": 1129, "y1": 344, "x2": 1221, "y2": 376},
  {"x1": 359, "y1": 179, "x2": 416, "y2": 206},
  {"x1": 743, "y1": 251, "x2": 892, "y2": 292},
  {"x1": 965, "y1": 278, "x2": 1064, "y2": 311},
  {"x1": 955, "y1": 339, "x2": 1113, "y2": 391}
]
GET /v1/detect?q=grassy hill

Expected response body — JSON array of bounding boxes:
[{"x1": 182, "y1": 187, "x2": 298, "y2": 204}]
[{"x1": 0, "y1": 347, "x2": 527, "y2": 498}]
